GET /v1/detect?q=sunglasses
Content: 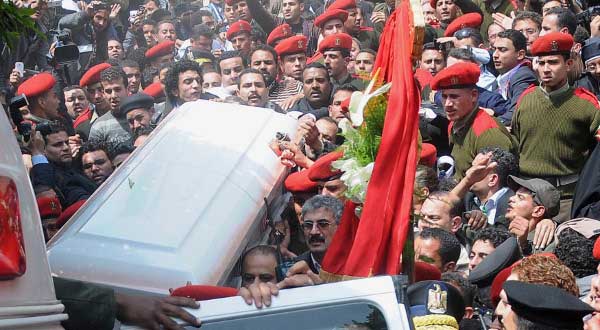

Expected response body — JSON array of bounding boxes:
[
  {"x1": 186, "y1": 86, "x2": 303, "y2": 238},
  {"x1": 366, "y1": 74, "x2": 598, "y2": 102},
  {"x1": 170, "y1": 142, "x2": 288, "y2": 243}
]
[{"x1": 302, "y1": 219, "x2": 333, "y2": 231}]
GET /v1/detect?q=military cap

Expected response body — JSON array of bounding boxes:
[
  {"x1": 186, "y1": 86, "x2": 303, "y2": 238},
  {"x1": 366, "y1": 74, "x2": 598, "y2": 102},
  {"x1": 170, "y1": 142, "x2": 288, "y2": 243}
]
[
  {"x1": 308, "y1": 150, "x2": 344, "y2": 182},
  {"x1": 503, "y1": 281, "x2": 594, "y2": 328},
  {"x1": 582, "y1": 37, "x2": 600, "y2": 64},
  {"x1": 429, "y1": 0, "x2": 437, "y2": 7},
  {"x1": 468, "y1": 237, "x2": 522, "y2": 288},
  {"x1": 284, "y1": 170, "x2": 318, "y2": 193},
  {"x1": 444, "y1": 13, "x2": 483, "y2": 37},
  {"x1": 594, "y1": 236, "x2": 600, "y2": 260},
  {"x1": 340, "y1": 96, "x2": 351, "y2": 113},
  {"x1": 414, "y1": 261, "x2": 442, "y2": 282},
  {"x1": 145, "y1": 40, "x2": 176, "y2": 59},
  {"x1": 419, "y1": 143, "x2": 437, "y2": 168},
  {"x1": 430, "y1": 62, "x2": 480, "y2": 90},
  {"x1": 120, "y1": 93, "x2": 155, "y2": 116},
  {"x1": 226, "y1": 20, "x2": 252, "y2": 41},
  {"x1": 490, "y1": 266, "x2": 514, "y2": 308},
  {"x1": 79, "y1": 63, "x2": 111, "y2": 87},
  {"x1": 328, "y1": 0, "x2": 357, "y2": 11},
  {"x1": 267, "y1": 24, "x2": 293, "y2": 46},
  {"x1": 17, "y1": 73, "x2": 56, "y2": 98},
  {"x1": 314, "y1": 9, "x2": 348, "y2": 28},
  {"x1": 56, "y1": 199, "x2": 86, "y2": 229},
  {"x1": 171, "y1": 285, "x2": 238, "y2": 301},
  {"x1": 508, "y1": 175, "x2": 561, "y2": 218},
  {"x1": 318, "y1": 33, "x2": 352, "y2": 53},
  {"x1": 275, "y1": 35, "x2": 308, "y2": 57},
  {"x1": 143, "y1": 82, "x2": 165, "y2": 99},
  {"x1": 37, "y1": 196, "x2": 62, "y2": 219},
  {"x1": 530, "y1": 32, "x2": 574, "y2": 57},
  {"x1": 407, "y1": 280, "x2": 465, "y2": 322}
]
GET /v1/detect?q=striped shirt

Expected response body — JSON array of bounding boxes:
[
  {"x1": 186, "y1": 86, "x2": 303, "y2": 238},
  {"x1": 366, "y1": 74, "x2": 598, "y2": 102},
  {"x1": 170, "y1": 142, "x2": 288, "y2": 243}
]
[{"x1": 269, "y1": 79, "x2": 303, "y2": 107}]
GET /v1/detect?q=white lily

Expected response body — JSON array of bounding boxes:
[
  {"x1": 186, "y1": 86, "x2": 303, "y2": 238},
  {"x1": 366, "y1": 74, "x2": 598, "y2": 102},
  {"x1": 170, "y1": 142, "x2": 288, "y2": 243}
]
[{"x1": 348, "y1": 68, "x2": 392, "y2": 127}]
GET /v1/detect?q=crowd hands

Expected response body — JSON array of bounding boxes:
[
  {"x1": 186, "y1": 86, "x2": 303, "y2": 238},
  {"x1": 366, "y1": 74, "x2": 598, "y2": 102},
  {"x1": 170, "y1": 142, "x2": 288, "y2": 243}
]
[{"x1": 6, "y1": 0, "x2": 600, "y2": 328}]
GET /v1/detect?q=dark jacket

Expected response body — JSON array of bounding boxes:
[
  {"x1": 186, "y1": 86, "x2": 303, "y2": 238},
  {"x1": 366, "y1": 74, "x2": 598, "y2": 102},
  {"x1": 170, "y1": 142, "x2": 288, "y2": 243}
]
[
  {"x1": 499, "y1": 65, "x2": 538, "y2": 126},
  {"x1": 575, "y1": 72, "x2": 600, "y2": 100},
  {"x1": 293, "y1": 251, "x2": 320, "y2": 274},
  {"x1": 464, "y1": 189, "x2": 514, "y2": 231},
  {"x1": 31, "y1": 162, "x2": 97, "y2": 208},
  {"x1": 572, "y1": 142, "x2": 600, "y2": 220}
]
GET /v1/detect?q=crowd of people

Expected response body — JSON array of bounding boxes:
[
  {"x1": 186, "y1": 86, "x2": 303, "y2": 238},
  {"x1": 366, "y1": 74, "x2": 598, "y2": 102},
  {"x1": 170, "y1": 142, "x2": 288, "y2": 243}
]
[{"x1": 5, "y1": 0, "x2": 600, "y2": 328}]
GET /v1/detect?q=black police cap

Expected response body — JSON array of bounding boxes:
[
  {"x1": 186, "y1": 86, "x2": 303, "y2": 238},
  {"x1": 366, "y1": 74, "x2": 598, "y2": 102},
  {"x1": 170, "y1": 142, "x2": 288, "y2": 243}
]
[
  {"x1": 120, "y1": 93, "x2": 154, "y2": 116},
  {"x1": 503, "y1": 280, "x2": 594, "y2": 328},
  {"x1": 468, "y1": 237, "x2": 522, "y2": 288},
  {"x1": 407, "y1": 280, "x2": 465, "y2": 322}
]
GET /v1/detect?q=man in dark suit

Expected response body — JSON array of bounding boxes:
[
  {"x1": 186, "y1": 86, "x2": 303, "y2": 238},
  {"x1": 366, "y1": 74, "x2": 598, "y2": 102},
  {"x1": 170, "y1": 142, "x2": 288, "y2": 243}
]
[
  {"x1": 293, "y1": 194, "x2": 344, "y2": 273},
  {"x1": 492, "y1": 29, "x2": 538, "y2": 126}
]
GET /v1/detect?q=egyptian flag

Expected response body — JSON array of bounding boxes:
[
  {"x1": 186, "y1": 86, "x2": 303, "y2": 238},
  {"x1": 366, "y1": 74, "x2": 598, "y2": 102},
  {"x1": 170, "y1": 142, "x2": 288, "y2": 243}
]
[{"x1": 320, "y1": 0, "x2": 422, "y2": 279}]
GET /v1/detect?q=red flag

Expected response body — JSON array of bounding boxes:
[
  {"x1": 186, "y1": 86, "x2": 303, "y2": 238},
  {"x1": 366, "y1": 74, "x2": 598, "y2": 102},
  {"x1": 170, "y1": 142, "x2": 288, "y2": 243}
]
[{"x1": 321, "y1": 0, "x2": 421, "y2": 278}]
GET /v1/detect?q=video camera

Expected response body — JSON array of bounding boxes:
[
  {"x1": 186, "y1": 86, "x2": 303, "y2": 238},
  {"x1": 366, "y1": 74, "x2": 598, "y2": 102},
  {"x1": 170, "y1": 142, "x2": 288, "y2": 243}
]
[
  {"x1": 8, "y1": 95, "x2": 52, "y2": 143},
  {"x1": 49, "y1": 29, "x2": 80, "y2": 64},
  {"x1": 576, "y1": 6, "x2": 600, "y2": 27}
]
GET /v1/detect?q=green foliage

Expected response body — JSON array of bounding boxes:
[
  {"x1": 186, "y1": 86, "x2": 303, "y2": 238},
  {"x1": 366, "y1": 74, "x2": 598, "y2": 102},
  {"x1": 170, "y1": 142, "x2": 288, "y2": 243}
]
[{"x1": 0, "y1": 2, "x2": 41, "y2": 50}]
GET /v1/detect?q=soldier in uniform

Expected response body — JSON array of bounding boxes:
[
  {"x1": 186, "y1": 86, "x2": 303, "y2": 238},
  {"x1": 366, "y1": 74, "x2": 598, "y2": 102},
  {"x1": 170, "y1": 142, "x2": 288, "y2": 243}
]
[
  {"x1": 429, "y1": 62, "x2": 516, "y2": 179},
  {"x1": 512, "y1": 32, "x2": 600, "y2": 223},
  {"x1": 319, "y1": 33, "x2": 364, "y2": 89},
  {"x1": 226, "y1": 20, "x2": 253, "y2": 59},
  {"x1": 327, "y1": 0, "x2": 379, "y2": 51},
  {"x1": 16, "y1": 73, "x2": 62, "y2": 126}
]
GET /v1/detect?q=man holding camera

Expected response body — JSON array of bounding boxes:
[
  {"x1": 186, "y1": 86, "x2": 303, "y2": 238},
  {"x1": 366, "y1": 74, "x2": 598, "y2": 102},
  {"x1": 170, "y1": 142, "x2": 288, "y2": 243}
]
[{"x1": 16, "y1": 72, "x2": 62, "y2": 125}]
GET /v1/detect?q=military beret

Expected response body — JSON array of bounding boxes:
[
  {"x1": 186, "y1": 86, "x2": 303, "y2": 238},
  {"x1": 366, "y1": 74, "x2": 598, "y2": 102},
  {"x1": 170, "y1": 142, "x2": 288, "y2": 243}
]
[
  {"x1": 430, "y1": 62, "x2": 480, "y2": 90},
  {"x1": 419, "y1": 143, "x2": 437, "y2": 168},
  {"x1": 328, "y1": 0, "x2": 357, "y2": 11},
  {"x1": 314, "y1": 9, "x2": 348, "y2": 28},
  {"x1": 508, "y1": 175, "x2": 560, "y2": 218},
  {"x1": 582, "y1": 37, "x2": 600, "y2": 64},
  {"x1": 267, "y1": 24, "x2": 292, "y2": 47},
  {"x1": 17, "y1": 72, "x2": 56, "y2": 98},
  {"x1": 407, "y1": 280, "x2": 465, "y2": 322},
  {"x1": 308, "y1": 150, "x2": 344, "y2": 182},
  {"x1": 143, "y1": 82, "x2": 165, "y2": 99},
  {"x1": 171, "y1": 285, "x2": 238, "y2": 301},
  {"x1": 79, "y1": 63, "x2": 112, "y2": 87},
  {"x1": 444, "y1": 13, "x2": 483, "y2": 38},
  {"x1": 530, "y1": 32, "x2": 574, "y2": 56},
  {"x1": 120, "y1": 93, "x2": 155, "y2": 116},
  {"x1": 468, "y1": 237, "x2": 522, "y2": 288},
  {"x1": 306, "y1": 52, "x2": 323, "y2": 65},
  {"x1": 594, "y1": 236, "x2": 600, "y2": 260},
  {"x1": 275, "y1": 35, "x2": 308, "y2": 57},
  {"x1": 490, "y1": 266, "x2": 514, "y2": 308},
  {"x1": 414, "y1": 261, "x2": 442, "y2": 282},
  {"x1": 224, "y1": 0, "x2": 235, "y2": 5},
  {"x1": 145, "y1": 40, "x2": 176, "y2": 59},
  {"x1": 503, "y1": 281, "x2": 594, "y2": 328},
  {"x1": 340, "y1": 96, "x2": 351, "y2": 113},
  {"x1": 37, "y1": 196, "x2": 62, "y2": 219},
  {"x1": 226, "y1": 20, "x2": 252, "y2": 41},
  {"x1": 318, "y1": 33, "x2": 352, "y2": 53},
  {"x1": 429, "y1": 0, "x2": 437, "y2": 8},
  {"x1": 284, "y1": 170, "x2": 318, "y2": 193},
  {"x1": 56, "y1": 199, "x2": 86, "y2": 229}
]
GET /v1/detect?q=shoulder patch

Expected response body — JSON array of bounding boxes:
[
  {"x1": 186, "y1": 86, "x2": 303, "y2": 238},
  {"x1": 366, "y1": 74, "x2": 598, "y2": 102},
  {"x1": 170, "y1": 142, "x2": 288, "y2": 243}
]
[
  {"x1": 573, "y1": 87, "x2": 600, "y2": 110},
  {"x1": 515, "y1": 84, "x2": 537, "y2": 110},
  {"x1": 472, "y1": 109, "x2": 499, "y2": 137}
]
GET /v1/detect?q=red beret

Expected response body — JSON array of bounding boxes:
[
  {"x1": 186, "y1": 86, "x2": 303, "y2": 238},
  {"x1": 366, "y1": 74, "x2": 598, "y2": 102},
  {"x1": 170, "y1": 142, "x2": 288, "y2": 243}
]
[
  {"x1": 594, "y1": 236, "x2": 600, "y2": 260},
  {"x1": 171, "y1": 285, "x2": 238, "y2": 301},
  {"x1": 56, "y1": 199, "x2": 86, "y2": 229},
  {"x1": 414, "y1": 261, "x2": 442, "y2": 282},
  {"x1": 17, "y1": 72, "x2": 56, "y2": 98},
  {"x1": 226, "y1": 20, "x2": 252, "y2": 41},
  {"x1": 79, "y1": 63, "x2": 112, "y2": 87},
  {"x1": 430, "y1": 62, "x2": 480, "y2": 90},
  {"x1": 328, "y1": 0, "x2": 356, "y2": 10},
  {"x1": 419, "y1": 143, "x2": 437, "y2": 168},
  {"x1": 340, "y1": 96, "x2": 351, "y2": 113},
  {"x1": 444, "y1": 13, "x2": 483, "y2": 37},
  {"x1": 284, "y1": 170, "x2": 318, "y2": 193},
  {"x1": 318, "y1": 33, "x2": 352, "y2": 53},
  {"x1": 37, "y1": 196, "x2": 62, "y2": 219},
  {"x1": 274, "y1": 35, "x2": 308, "y2": 57},
  {"x1": 224, "y1": 0, "x2": 235, "y2": 5},
  {"x1": 145, "y1": 40, "x2": 176, "y2": 59},
  {"x1": 306, "y1": 52, "x2": 323, "y2": 65},
  {"x1": 308, "y1": 150, "x2": 344, "y2": 182},
  {"x1": 267, "y1": 24, "x2": 292, "y2": 46},
  {"x1": 143, "y1": 82, "x2": 165, "y2": 99},
  {"x1": 490, "y1": 266, "x2": 513, "y2": 308},
  {"x1": 530, "y1": 32, "x2": 574, "y2": 56},
  {"x1": 314, "y1": 9, "x2": 348, "y2": 28},
  {"x1": 429, "y1": 0, "x2": 436, "y2": 7}
]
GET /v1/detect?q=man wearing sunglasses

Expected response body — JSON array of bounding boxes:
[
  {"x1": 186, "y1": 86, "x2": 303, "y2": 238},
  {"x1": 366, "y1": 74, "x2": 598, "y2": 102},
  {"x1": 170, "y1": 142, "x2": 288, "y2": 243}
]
[{"x1": 294, "y1": 195, "x2": 344, "y2": 274}]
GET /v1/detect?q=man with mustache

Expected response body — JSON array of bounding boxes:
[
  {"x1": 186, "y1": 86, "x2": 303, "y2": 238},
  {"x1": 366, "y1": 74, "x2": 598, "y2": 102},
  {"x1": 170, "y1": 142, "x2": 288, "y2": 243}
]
[
  {"x1": 237, "y1": 68, "x2": 285, "y2": 113},
  {"x1": 288, "y1": 62, "x2": 333, "y2": 118},
  {"x1": 320, "y1": 33, "x2": 364, "y2": 89},
  {"x1": 293, "y1": 195, "x2": 344, "y2": 273},
  {"x1": 64, "y1": 86, "x2": 91, "y2": 121},
  {"x1": 80, "y1": 142, "x2": 114, "y2": 186}
]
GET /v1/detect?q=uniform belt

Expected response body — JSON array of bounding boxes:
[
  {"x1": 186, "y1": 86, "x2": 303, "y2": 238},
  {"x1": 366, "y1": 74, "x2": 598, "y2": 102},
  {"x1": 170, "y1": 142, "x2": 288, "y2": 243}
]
[{"x1": 523, "y1": 174, "x2": 579, "y2": 187}]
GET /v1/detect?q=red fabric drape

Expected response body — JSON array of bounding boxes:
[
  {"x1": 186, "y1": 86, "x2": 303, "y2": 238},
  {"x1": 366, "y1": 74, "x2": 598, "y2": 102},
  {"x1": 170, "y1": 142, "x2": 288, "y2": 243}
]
[{"x1": 321, "y1": 0, "x2": 421, "y2": 277}]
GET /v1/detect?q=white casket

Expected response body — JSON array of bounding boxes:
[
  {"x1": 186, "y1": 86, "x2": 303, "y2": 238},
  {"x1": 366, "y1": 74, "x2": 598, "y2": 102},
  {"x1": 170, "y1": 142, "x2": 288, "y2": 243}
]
[{"x1": 47, "y1": 100, "x2": 298, "y2": 295}]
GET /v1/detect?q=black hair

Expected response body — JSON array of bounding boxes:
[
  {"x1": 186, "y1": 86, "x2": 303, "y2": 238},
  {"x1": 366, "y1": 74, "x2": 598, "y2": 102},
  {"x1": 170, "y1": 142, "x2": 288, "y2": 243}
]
[
  {"x1": 218, "y1": 50, "x2": 247, "y2": 69},
  {"x1": 100, "y1": 66, "x2": 128, "y2": 87},
  {"x1": 107, "y1": 141, "x2": 135, "y2": 161},
  {"x1": 237, "y1": 68, "x2": 266, "y2": 87},
  {"x1": 242, "y1": 245, "x2": 278, "y2": 266},
  {"x1": 555, "y1": 228, "x2": 598, "y2": 279},
  {"x1": 249, "y1": 44, "x2": 278, "y2": 65},
  {"x1": 120, "y1": 59, "x2": 140, "y2": 69},
  {"x1": 574, "y1": 25, "x2": 590, "y2": 45},
  {"x1": 191, "y1": 24, "x2": 214, "y2": 39},
  {"x1": 126, "y1": 47, "x2": 148, "y2": 71},
  {"x1": 332, "y1": 83, "x2": 358, "y2": 96},
  {"x1": 41, "y1": 120, "x2": 68, "y2": 142},
  {"x1": 141, "y1": 66, "x2": 159, "y2": 89},
  {"x1": 448, "y1": 47, "x2": 476, "y2": 63},
  {"x1": 198, "y1": 9, "x2": 214, "y2": 19},
  {"x1": 106, "y1": 58, "x2": 121, "y2": 67},
  {"x1": 357, "y1": 48, "x2": 377, "y2": 57},
  {"x1": 512, "y1": 11, "x2": 542, "y2": 30},
  {"x1": 141, "y1": 19, "x2": 157, "y2": 29},
  {"x1": 473, "y1": 227, "x2": 512, "y2": 248},
  {"x1": 427, "y1": 190, "x2": 463, "y2": 218},
  {"x1": 457, "y1": 28, "x2": 484, "y2": 47},
  {"x1": 441, "y1": 271, "x2": 477, "y2": 307},
  {"x1": 133, "y1": 126, "x2": 154, "y2": 142},
  {"x1": 303, "y1": 61, "x2": 329, "y2": 76},
  {"x1": 151, "y1": 9, "x2": 173, "y2": 22},
  {"x1": 497, "y1": 29, "x2": 528, "y2": 52},
  {"x1": 80, "y1": 140, "x2": 108, "y2": 156},
  {"x1": 419, "y1": 227, "x2": 461, "y2": 266},
  {"x1": 478, "y1": 147, "x2": 519, "y2": 188},
  {"x1": 546, "y1": 7, "x2": 577, "y2": 35},
  {"x1": 321, "y1": 47, "x2": 351, "y2": 59},
  {"x1": 438, "y1": 177, "x2": 458, "y2": 191},
  {"x1": 164, "y1": 60, "x2": 202, "y2": 101},
  {"x1": 415, "y1": 164, "x2": 439, "y2": 193}
]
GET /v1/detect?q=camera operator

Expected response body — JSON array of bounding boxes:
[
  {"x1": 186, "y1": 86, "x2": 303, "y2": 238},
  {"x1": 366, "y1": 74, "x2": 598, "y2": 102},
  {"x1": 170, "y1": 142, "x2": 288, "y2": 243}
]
[{"x1": 58, "y1": 0, "x2": 120, "y2": 67}]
